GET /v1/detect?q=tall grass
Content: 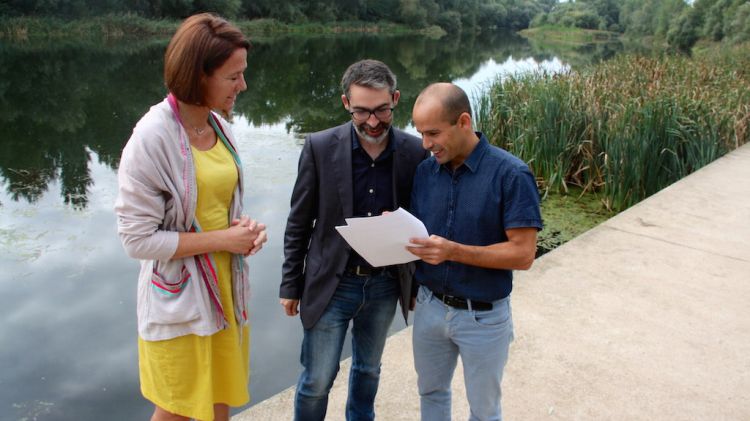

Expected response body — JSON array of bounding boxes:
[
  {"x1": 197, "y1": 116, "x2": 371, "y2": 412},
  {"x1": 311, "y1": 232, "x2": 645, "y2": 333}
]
[{"x1": 476, "y1": 49, "x2": 750, "y2": 211}]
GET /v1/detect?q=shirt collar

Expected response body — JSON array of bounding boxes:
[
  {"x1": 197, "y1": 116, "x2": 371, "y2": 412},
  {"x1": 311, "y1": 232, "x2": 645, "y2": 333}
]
[{"x1": 435, "y1": 132, "x2": 489, "y2": 174}]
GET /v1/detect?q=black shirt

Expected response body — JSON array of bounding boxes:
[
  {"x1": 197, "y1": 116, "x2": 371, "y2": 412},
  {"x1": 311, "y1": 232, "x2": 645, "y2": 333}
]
[{"x1": 348, "y1": 126, "x2": 395, "y2": 269}]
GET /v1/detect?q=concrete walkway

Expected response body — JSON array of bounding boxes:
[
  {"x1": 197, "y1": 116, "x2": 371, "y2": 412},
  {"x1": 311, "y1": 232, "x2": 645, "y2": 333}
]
[{"x1": 235, "y1": 143, "x2": 750, "y2": 420}]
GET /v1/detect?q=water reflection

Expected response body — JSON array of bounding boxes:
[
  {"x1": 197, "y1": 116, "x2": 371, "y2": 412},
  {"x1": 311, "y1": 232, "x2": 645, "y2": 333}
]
[
  {"x1": 0, "y1": 31, "x2": 592, "y2": 420},
  {"x1": 0, "y1": 30, "x2": 605, "y2": 207}
]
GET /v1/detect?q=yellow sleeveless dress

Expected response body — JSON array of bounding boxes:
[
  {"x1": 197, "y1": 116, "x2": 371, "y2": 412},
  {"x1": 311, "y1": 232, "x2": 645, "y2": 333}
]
[{"x1": 138, "y1": 137, "x2": 250, "y2": 420}]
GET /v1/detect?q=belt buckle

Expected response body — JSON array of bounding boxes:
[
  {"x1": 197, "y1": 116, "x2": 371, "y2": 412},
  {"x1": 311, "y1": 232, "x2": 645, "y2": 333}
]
[
  {"x1": 355, "y1": 265, "x2": 368, "y2": 276},
  {"x1": 442, "y1": 294, "x2": 458, "y2": 307}
]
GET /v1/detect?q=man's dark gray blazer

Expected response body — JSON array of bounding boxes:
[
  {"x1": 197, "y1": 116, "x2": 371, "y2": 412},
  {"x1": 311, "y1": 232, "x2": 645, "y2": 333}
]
[{"x1": 281, "y1": 121, "x2": 429, "y2": 330}]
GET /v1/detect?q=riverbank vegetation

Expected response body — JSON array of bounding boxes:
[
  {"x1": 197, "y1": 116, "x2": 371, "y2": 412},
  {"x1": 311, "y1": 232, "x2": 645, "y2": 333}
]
[
  {"x1": 0, "y1": 14, "x2": 175, "y2": 39},
  {"x1": 530, "y1": 0, "x2": 750, "y2": 52},
  {"x1": 520, "y1": 25, "x2": 618, "y2": 45},
  {"x1": 2, "y1": 0, "x2": 747, "y2": 247},
  {"x1": 0, "y1": 14, "x2": 428, "y2": 40},
  {"x1": 0, "y1": 0, "x2": 556, "y2": 39},
  {"x1": 495, "y1": 0, "x2": 750, "y2": 247},
  {"x1": 476, "y1": 45, "x2": 750, "y2": 212},
  {"x1": 3, "y1": 0, "x2": 748, "y2": 51}
]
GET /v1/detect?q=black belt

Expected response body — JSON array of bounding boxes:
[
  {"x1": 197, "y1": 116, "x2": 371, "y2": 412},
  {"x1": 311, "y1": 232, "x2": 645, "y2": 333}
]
[
  {"x1": 433, "y1": 291, "x2": 493, "y2": 311},
  {"x1": 344, "y1": 264, "x2": 387, "y2": 277}
]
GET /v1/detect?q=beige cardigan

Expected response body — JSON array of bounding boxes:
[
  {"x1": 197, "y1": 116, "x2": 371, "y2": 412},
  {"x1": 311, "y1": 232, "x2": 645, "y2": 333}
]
[{"x1": 115, "y1": 96, "x2": 249, "y2": 341}]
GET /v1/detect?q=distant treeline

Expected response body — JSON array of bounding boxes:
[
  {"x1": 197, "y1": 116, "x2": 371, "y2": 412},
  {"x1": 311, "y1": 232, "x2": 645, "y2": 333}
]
[
  {"x1": 0, "y1": 0, "x2": 750, "y2": 47},
  {"x1": 0, "y1": 0, "x2": 557, "y2": 32},
  {"x1": 1, "y1": 0, "x2": 747, "y2": 49},
  {"x1": 532, "y1": 0, "x2": 750, "y2": 51}
]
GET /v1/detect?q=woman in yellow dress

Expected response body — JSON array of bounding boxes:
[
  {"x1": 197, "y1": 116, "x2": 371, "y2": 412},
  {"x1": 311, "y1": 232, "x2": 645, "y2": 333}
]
[{"x1": 115, "y1": 13, "x2": 267, "y2": 421}]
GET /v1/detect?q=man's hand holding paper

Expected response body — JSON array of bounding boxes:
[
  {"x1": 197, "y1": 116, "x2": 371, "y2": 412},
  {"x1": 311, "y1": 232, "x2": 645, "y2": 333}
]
[
  {"x1": 334, "y1": 208, "x2": 428, "y2": 267},
  {"x1": 405, "y1": 235, "x2": 457, "y2": 265}
]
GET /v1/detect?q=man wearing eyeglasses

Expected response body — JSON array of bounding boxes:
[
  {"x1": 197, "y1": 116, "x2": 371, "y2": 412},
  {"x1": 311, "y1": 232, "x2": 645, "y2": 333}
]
[{"x1": 280, "y1": 59, "x2": 429, "y2": 421}]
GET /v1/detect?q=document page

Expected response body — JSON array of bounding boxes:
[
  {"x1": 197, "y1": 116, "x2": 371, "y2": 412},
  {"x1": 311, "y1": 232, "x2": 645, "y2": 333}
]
[{"x1": 334, "y1": 208, "x2": 428, "y2": 267}]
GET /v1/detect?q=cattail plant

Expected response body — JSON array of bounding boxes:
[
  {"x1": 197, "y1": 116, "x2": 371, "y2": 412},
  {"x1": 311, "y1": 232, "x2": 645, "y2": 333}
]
[{"x1": 479, "y1": 49, "x2": 750, "y2": 212}]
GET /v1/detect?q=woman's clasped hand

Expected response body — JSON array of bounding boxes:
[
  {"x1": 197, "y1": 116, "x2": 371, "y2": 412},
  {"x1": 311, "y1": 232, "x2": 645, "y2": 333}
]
[{"x1": 229, "y1": 215, "x2": 267, "y2": 256}]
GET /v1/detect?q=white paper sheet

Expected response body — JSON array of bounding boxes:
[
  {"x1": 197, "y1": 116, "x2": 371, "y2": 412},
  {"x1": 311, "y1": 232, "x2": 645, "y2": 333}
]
[{"x1": 334, "y1": 208, "x2": 428, "y2": 267}]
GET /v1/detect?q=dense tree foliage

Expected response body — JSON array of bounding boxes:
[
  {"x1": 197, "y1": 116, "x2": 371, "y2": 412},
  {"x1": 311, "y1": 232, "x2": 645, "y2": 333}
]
[
  {"x1": 627, "y1": 0, "x2": 750, "y2": 50},
  {"x1": 0, "y1": 0, "x2": 555, "y2": 31},
  {"x1": 619, "y1": 0, "x2": 687, "y2": 38},
  {"x1": 1, "y1": 1, "x2": 747, "y2": 54},
  {"x1": 531, "y1": 0, "x2": 749, "y2": 51},
  {"x1": 3, "y1": 0, "x2": 746, "y2": 50},
  {"x1": 533, "y1": 1, "x2": 607, "y2": 30}
]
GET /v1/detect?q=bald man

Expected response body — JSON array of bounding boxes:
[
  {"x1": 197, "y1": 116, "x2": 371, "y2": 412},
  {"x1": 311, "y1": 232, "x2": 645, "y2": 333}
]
[{"x1": 406, "y1": 83, "x2": 543, "y2": 421}]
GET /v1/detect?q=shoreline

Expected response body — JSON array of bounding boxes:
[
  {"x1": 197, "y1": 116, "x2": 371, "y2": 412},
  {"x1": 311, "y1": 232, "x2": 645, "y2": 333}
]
[{"x1": 0, "y1": 15, "x2": 444, "y2": 41}]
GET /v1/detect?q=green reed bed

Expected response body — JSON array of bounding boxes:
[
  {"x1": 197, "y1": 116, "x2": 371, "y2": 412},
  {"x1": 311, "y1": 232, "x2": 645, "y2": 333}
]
[{"x1": 476, "y1": 50, "x2": 750, "y2": 211}]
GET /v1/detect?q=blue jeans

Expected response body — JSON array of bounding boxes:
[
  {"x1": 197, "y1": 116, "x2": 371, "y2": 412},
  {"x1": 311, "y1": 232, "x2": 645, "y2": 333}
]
[
  {"x1": 294, "y1": 271, "x2": 399, "y2": 421},
  {"x1": 413, "y1": 285, "x2": 514, "y2": 421}
]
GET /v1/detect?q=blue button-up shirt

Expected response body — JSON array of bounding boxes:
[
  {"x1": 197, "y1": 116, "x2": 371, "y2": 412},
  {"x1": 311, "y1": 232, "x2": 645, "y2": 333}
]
[{"x1": 410, "y1": 133, "x2": 543, "y2": 302}]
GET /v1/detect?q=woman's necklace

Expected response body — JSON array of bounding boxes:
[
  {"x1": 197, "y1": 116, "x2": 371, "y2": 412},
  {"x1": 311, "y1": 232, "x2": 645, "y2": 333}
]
[
  {"x1": 190, "y1": 117, "x2": 210, "y2": 136},
  {"x1": 191, "y1": 121, "x2": 208, "y2": 136},
  {"x1": 177, "y1": 100, "x2": 210, "y2": 137}
]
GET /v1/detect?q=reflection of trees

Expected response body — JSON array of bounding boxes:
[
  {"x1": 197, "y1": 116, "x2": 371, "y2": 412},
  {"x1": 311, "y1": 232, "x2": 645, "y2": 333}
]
[
  {"x1": 0, "y1": 41, "x2": 166, "y2": 208},
  {"x1": 237, "y1": 30, "x2": 534, "y2": 134},
  {"x1": 0, "y1": 31, "x2": 543, "y2": 207},
  {"x1": 524, "y1": 37, "x2": 624, "y2": 68}
]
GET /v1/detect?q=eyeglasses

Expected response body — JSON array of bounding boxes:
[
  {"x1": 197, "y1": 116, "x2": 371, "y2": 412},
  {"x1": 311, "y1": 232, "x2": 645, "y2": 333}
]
[{"x1": 349, "y1": 107, "x2": 394, "y2": 121}]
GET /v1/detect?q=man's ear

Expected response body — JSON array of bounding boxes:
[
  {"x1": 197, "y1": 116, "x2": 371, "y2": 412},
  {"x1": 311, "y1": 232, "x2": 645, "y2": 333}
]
[
  {"x1": 341, "y1": 94, "x2": 350, "y2": 110},
  {"x1": 458, "y1": 112, "x2": 472, "y2": 130},
  {"x1": 392, "y1": 90, "x2": 401, "y2": 106}
]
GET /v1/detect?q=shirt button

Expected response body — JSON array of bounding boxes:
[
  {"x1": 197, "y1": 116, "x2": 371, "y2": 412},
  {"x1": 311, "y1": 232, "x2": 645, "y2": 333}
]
[
  {"x1": 369, "y1": 188, "x2": 374, "y2": 194},
  {"x1": 367, "y1": 212, "x2": 372, "y2": 216},
  {"x1": 371, "y1": 163, "x2": 375, "y2": 167}
]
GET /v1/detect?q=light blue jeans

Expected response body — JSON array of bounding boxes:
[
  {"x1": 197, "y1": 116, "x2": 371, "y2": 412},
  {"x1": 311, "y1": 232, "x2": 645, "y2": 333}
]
[
  {"x1": 412, "y1": 285, "x2": 514, "y2": 421},
  {"x1": 294, "y1": 271, "x2": 399, "y2": 421}
]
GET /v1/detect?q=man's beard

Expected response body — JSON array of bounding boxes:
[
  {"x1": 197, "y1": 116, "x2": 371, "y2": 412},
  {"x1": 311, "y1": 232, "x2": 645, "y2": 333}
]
[{"x1": 354, "y1": 121, "x2": 390, "y2": 145}]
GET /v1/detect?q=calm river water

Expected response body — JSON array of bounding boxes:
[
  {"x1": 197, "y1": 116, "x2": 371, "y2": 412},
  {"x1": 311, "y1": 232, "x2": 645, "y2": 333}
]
[{"x1": 0, "y1": 31, "x2": 618, "y2": 420}]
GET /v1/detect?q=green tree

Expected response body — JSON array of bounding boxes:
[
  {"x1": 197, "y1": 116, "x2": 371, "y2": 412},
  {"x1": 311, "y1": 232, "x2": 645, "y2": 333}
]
[
  {"x1": 397, "y1": 0, "x2": 427, "y2": 28},
  {"x1": 361, "y1": 0, "x2": 399, "y2": 21},
  {"x1": 504, "y1": 0, "x2": 544, "y2": 30},
  {"x1": 726, "y1": 2, "x2": 750, "y2": 43},
  {"x1": 147, "y1": 0, "x2": 195, "y2": 19},
  {"x1": 702, "y1": 0, "x2": 732, "y2": 40},
  {"x1": 620, "y1": 0, "x2": 687, "y2": 38},
  {"x1": 437, "y1": 10, "x2": 462, "y2": 33},
  {"x1": 545, "y1": 2, "x2": 603, "y2": 30},
  {"x1": 581, "y1": 0, "x2": 620, "y2": 30},
  {"x1": 269, "y1": 1, "x2": 306, "y2": 23},
  {"x1": 2, "y1": 0, "x2": 89, "y2": 17},
  {"x1": 329, "y1": 0, "x2": 366, "y2": 21},
  {"x1": 477, "y1": 2, "x2": 508, "y2": 29},
  {"x1": 195, "y1": 0, "x2": 242, "y2": 17},
  {"x1": 667, "y1": 7, "x2": 702, "y2": 52}
]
